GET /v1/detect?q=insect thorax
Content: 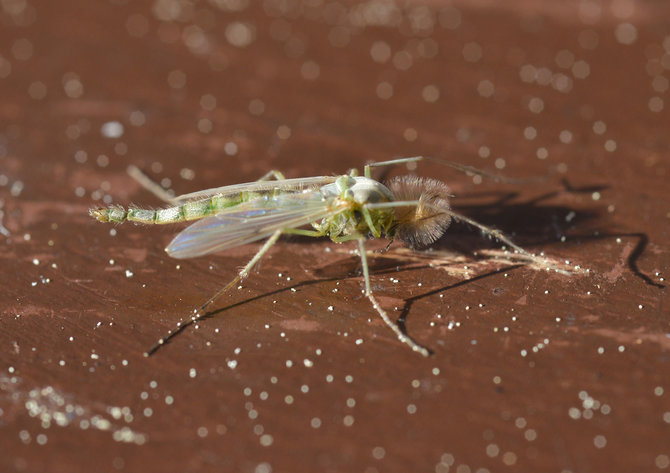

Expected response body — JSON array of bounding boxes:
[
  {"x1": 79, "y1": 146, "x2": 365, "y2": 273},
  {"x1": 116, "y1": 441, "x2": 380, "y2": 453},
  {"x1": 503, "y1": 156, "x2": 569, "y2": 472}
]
[{"x1": 316, "y1": 176, "x2": 396, "y2": 240}]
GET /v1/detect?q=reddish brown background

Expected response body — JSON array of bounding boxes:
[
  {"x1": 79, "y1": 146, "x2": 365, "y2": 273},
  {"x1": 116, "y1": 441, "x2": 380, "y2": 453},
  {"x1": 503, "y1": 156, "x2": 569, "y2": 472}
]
[{"x1": 1, "y1": 1, "x2": 668, "y2": 472}]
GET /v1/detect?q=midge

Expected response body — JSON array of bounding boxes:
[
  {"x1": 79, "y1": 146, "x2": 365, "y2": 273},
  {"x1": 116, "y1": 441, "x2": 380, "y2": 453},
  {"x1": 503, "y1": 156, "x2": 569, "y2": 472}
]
[{"x1": 90, "y1": 156, "x2": 553, "y2": 357}]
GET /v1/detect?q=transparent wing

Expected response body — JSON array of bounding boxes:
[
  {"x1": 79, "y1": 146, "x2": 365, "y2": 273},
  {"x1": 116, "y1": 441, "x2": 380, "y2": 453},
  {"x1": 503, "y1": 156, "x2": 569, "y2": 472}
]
[
  {"x1": 166, "y1": 191, "x2": 338, "y2": 259},
  {"x1": 171, "y1": 176, "x2": 338, "y2": 204}
]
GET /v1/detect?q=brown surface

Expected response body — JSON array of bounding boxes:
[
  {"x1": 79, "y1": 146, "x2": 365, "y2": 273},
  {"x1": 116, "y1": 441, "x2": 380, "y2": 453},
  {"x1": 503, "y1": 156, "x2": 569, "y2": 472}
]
[{"x1": 1, "y1": 1, "x2": 669, "y2": 472}]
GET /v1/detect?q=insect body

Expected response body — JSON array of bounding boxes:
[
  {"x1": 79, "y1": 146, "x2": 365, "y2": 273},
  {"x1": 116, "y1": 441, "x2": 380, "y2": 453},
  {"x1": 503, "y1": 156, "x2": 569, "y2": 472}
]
[{"x1": 90, "y1": 156, "x2": 549, "y2": 357}]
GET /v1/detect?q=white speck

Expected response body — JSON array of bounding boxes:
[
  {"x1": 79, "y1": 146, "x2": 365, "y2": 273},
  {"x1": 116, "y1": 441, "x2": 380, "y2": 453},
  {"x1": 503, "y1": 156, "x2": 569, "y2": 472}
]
[
  {"x1": 224, "y1": 141, "x2": 238, "y2": 156},
  {"x1": 656, "y1": 455, "x2": 670, "y2": 469},
  {"x1": 101, "y1": 121, "x2": 124, "y2": 138},
  {"x1": 254, "y1": 462, "x2": 272, "y2": 473},
  {"x1": 303, "y1": 359, "x2": 313, "y2": 368},
  {"x1": 614, "y1": 22, "x2": 637, "y2": 45},
  {"x1": 10, "y1": 181, "x2": 24, "y2": 197},
  {"x1": 125, "y1": 269, "x2": 134, "y2": 278},
  {"x1": 227, "y1": 360, "x2": 238, "y2": 370},
  {"x1": 225, "y1": 22, "x2": 255, "y2": 48},
  {"x1": 372, "y1": 446, "x2": 386, "y2": 459},
  {"x1": 18, "y1": 430, "x2": 31, "y2": 444},
  {"x1": 327, "y1": 306, "x2": 333, "y2": 311},
  {"x1": 189, "y1": 368, "x2": 197, "y2": 378}
]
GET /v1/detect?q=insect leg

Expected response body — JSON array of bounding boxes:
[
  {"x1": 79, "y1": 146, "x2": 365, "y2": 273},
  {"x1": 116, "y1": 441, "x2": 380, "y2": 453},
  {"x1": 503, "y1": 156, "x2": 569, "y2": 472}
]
[
  {"x1": 282, "y1": 228, "x2": 326, "y2": 237},
  {"x1": 366, "y1": 156, "x2": 532, "y2": 184},
  {"x1": 364, "y1": 156, "x2": 424, "y2": 178},
  {"x1": 444, "y1": 208, "x2": 569, "y2": 272},
  {"x1": 127, "y1": 167, "x2": 287, "y2": 206},
  {"x1": 256, "y1": 170, "x2": 286, "y2": 182},
  {"x1": 126, "y1": 165, "x2": 177, "y2": 203},
  {"x1": 357, "y1": 238, "x2": 431, "y2": 357},
  {"x1": 145, "y1": 230, "x2": 283, "y2": 356}
]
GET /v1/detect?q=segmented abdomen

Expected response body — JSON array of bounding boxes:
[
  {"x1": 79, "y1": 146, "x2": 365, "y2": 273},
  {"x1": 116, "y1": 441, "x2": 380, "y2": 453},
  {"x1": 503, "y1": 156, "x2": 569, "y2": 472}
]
[{"x1": 90, "y1": 194, "x2": 245, "y2": 224}]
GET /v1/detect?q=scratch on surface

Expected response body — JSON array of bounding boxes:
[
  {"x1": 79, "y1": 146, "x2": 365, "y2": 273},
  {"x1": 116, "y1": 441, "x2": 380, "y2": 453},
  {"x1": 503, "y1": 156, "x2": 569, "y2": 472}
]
[
  {"x1": 279, "y1": 318, "x2": 322, "y2": 332},
  {"x1": 123, "y1": 247, "x2": 149, "y2": 263},
  {"x1": 569, "y1": 327, "x2": 670, "y2": 350},
  {"x1": 602, "y1": 242, "x2": 634, "y2": 284}
]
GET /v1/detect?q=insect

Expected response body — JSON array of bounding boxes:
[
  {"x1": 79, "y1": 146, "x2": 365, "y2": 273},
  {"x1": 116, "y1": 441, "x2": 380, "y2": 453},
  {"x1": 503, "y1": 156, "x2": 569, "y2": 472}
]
[{"x1": 90, "y1": 156, "x2": 560, "y2": 357}]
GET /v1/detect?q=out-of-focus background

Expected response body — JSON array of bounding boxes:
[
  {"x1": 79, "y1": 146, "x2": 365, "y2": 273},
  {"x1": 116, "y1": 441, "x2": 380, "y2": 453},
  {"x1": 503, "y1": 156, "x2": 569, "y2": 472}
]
[{"x1": 0, "y1": 1, "x2": 668, "y2": 472}]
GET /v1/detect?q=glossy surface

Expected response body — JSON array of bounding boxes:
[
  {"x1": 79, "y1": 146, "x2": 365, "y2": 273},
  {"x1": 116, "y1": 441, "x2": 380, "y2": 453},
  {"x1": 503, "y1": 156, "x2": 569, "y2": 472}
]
[{"x1": 0, "y1": 1, "x2": 668, "y2": 472}]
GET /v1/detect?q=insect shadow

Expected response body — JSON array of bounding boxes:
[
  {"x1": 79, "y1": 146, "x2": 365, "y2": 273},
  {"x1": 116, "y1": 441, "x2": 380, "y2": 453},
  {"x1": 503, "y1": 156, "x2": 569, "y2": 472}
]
[
  {"x1": 444, "y1": 180, "x2": 661, "y2": 288},
  {"x1": 171, "y1": 257, "x2": 525, "y2": 355}
]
